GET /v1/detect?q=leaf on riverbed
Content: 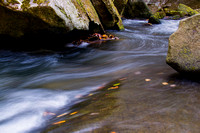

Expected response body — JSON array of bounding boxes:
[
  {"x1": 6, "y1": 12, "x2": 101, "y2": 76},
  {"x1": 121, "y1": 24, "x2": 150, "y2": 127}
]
[
  {"x1": 145, "y1": 79, "x2": 151, "y2": 82},
  {"x1": 90, "y1": 112, "x2": 99, "y2": 116},
  {"x1": 162, "y1": 82, "x2": 168, "y2": 85},
  {"x1": 108, "y1": 86, "x2": 119, "y2": 90},
  {"x1": 70, "y1": 111, "x2": 78, "y2": 115},
  {"x1": 56, "y1": 112, "x2": 68, "y2": 118},
  {"x1": 43, "y1": 112, "x2": 56, "y2": 116},
  {"x1": 170, "y1": 84, "x2": 176, "y2": 87},
  {"x1": 52, "y1": 120, "x2": 66, "y2": 125},
  {"x1": 113, "y1": 83, "x2": 120, "y2": 86},
  {"x1": 88, "y1": 93, "x2": 93, "y2": 96},
  {"x1": 119, "y1": 77, "x2": 127, "y2": 81}
]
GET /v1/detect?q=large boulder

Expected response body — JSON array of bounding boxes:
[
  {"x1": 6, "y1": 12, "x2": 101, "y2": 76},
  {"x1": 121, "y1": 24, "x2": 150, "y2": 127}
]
[
  {"x1": 91, "y1": 0, "x2": 124, "y2": 30},
  {"x1": 1, "y1": 0, "x2": 125, "y2": 50},
  {"x1": 0, "y1": 0, "x2": 104, "y2": 37},
  {"x1": 166, "y1": 14, "x2": 200, "y2": 74},
  {"x1": 113, "y1": 0, "x2": 128, "y2": 16},
  {"x1": 123, "y1": 0, "x2": 152, "y2": 19},
  {"x1": 144, "y1": 0, "x2": 200, "y2": 14}
]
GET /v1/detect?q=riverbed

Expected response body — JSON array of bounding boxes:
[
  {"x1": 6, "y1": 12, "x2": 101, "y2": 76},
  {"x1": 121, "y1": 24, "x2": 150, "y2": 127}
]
[{"x1": 1, "y1": 19, "x2": 200, "y2": 133}]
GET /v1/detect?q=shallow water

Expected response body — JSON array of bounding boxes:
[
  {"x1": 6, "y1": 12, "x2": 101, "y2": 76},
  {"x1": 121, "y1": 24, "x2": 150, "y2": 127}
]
[{"x1": 1, "y1": 19, "x2": 199, "y2": 133}]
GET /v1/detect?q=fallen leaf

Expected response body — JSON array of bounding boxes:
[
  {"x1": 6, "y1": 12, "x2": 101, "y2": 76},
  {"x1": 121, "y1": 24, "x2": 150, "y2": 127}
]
[
  {"x1": 145, "y1": 79, "x2": 151, "y2": 82},
  {"x1": 162, "y1": 82, "x2": 168, "y2": 85},
  {"x1": 70, "y1": 112, "x2": 78, "y2": 115},
  {"x1": 88, "y1": 93, "x2": 93, "y2": 96},
  {"x1": 90, "y1": 113, "x2": 99, "y2": 115},
  {"x1": 75, "y1": 94, "x2": 83, "y2": 99},
  {"x1": 56, "y1": 112, "x2": 68, "y2": 118},
  {"x1": 52, "y1": 120, "x2": 66, "y2": 125},
  {"x1": 43, "y1": 112, "x2": 56, "y2": 116},
  {"x1": 134, "y1": 71, "x2": 141, "y2": 75},
  {"x1": 113, "y1": 83, "x2": 120, "y2": 86},
  {"x1": 170, "y1": 84, "x2": 176, "y2": 87},
  {"x1": 119, "y1": 77, "x2": 127, "y2": 81},
  {"x1": 108, "y1": 86, "x2": 119, "y2": 90}
]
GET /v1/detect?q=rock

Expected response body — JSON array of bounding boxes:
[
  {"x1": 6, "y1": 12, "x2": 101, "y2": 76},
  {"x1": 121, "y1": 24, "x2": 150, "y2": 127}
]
[
  {"x1": 0, "y1": 0, "x2": 110, "y2": 50},
  {"x1": 153, "y1": 9, "x2": 166, "y2": 19},
  {"x1": 166, "y1": 14, "x2": 200, "y2": 74},
  {"x1": 113, "y1": 0, "x2": 128, "y2": 16},
  {"x1": 144, "y1": 0, "x2": 200, "y2": 14},
  {"x1": 177, "y1": 4, "x2": 199, "y2": 16},
  {"x1": 148, "y1": 14, "x2": 161, "y2": 24},
  {"x1": 123, "y1": 0, "x2": 152, "y2": 19},
  {"x1": 91, "y1": 0, "x2": 124, "y2": 30}
]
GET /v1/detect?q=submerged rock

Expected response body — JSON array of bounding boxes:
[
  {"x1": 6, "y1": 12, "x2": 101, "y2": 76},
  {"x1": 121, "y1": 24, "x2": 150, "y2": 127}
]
[{"x1": 166, "y1": 14, "x2": 200, "y2": 74}]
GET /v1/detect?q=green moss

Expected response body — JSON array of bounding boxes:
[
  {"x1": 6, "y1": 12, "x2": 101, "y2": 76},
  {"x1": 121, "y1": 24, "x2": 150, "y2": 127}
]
[
  {"x1": 33, "y1": 0, "x2": 50, "y2": 5},
  {"x1": 21, "y1": 0, "x2": 30, "y2": 11},
  {"x1": 154, "y1": 11, "x2": 166, "y2": 19},
  {"x1": 7, "y1": 0, "x2": 20, "y2": 4},
  {"x1": 27, "y1": 6, "x2": 66, "y2": 28},
  {"x1": 178, "y1": 4, "x2": 199, "y2": 16}
]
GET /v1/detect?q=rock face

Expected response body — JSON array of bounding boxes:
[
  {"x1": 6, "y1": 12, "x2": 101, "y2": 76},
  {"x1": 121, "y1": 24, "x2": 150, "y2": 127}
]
[
  {"x1": 91, "y1": 0, "x2": 124, "y2": 30},
  {"x1": 166, "y1": 14, "x2": 200, "y2": 74},
  {"x1": 0, "y1": 0, "x2": 125, "y2": 49},
  {"x1": 144, "y1": 0, "x2": 200, "y2": 13},
  {"x1": 123, "y1": 0, "x2": 152, "y2": 19},
  {"x1": 113, "y1": 0, "x2": 128, "y2": 16},
  {"x1": 0, "y1": 0, "x2": 104, "y2": 37}
]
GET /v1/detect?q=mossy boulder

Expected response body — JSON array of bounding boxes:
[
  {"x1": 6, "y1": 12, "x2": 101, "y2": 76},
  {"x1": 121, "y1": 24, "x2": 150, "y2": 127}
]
[
  {"x1": 178, "y1": 3, "x2": 199, "y2": 16},
  {"x1": 91, "y1": 0, "x2": 124, "y2": 30},
  {"x1": 0, "y1": 0, "x2": 108, "y2": 49},
  {"x1": 144, "y1": 0, "x2": 200, "y2": 13},
  {"x1": 113, "y1": 0, "x2": 128, "y2": 16},
  {"x1": 153, "y1": 9, "x2": 166, "y2": 19},
  {"x1": 148, "y1": 14, "x2": 161, "y2": 24},
  {"x1": 123, "y1": 0, "x2": 152, "y2": 19},
  {"x1": 166, "y1": 14, "x2": 200, "y2": 74}
]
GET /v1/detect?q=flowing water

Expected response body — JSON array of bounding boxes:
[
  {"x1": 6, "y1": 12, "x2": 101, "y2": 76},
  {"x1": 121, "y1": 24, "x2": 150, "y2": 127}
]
[{"x1": 1, "y1": 19, "x2": 200, "y2": 133}]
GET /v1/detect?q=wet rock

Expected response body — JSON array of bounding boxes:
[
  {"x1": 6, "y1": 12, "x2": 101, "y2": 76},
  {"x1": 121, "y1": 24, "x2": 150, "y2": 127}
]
[
  {"x1": 123, "y1": 0, "x2": 152, "y2": 19},
  {"x1": 0, "y1": 0, "x2": 105, "y2": 50},
  {"x1": 148, "y1": 14, "x2": 161, "y2": 24},
  {"x1": 91, "y1": 0, "x2": 124, "y2": 30},
  {"x1": 166, "y1": 14, "x2": 200, "y2": 74},
  {"x1": 113, "y1": 0, "x2": 128, "y2": 16},
  {"x1": 144, "y1": 0, "x2": 200, "y2": 14},
  {"x1": 177, "y1": 4, "x2": 199, "y2": 16}
]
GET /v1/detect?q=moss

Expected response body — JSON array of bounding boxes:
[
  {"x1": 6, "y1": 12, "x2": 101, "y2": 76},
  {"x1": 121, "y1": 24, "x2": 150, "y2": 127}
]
[
  {"x1": 113, "y1": 0, "x2": 128, "y2": 16},
  {"x1": 154, "y1": 10, "x2": 166, "y2": 19},
  {"x1": 27, "y1": 6, "x2": 66, "y2": 28},
  {"x1": 123, "y1": 0, "x2": 152, "y2": 19},
  {"x1": 91, "y1": 0, "x2": 124, "y2": 30},
  {"x1": 33, "y1": 0, "x2": 50, "y2": 5},
  {"x1": 148, "y1": 14, "x2": 161, "y2": 24},
  {"x1": 21, "y1": 0, "x2": 30, "y2": 11},
  {"x1": 7, "y1": 0, "x2": 20, "y2": 4},
  {"x1": 178, "y1": 4, "x2": 199, "y2": 16}
]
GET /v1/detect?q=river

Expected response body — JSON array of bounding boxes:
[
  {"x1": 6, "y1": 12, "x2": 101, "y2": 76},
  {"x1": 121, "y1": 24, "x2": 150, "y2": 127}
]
[{"x1": 1, "y1": 19, "x2": 200, "y2": 133}]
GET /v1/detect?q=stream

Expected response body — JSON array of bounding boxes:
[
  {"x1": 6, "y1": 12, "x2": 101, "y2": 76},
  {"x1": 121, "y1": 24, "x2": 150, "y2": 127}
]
[{"x1": 1, "y1": 19, "x2": 200, "y2": 133}]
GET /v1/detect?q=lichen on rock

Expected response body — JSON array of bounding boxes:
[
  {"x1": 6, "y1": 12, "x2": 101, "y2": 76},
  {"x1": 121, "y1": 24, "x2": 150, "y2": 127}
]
[{"x1": 166, "y1": 14, "x2": 200, "y2": 74}]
